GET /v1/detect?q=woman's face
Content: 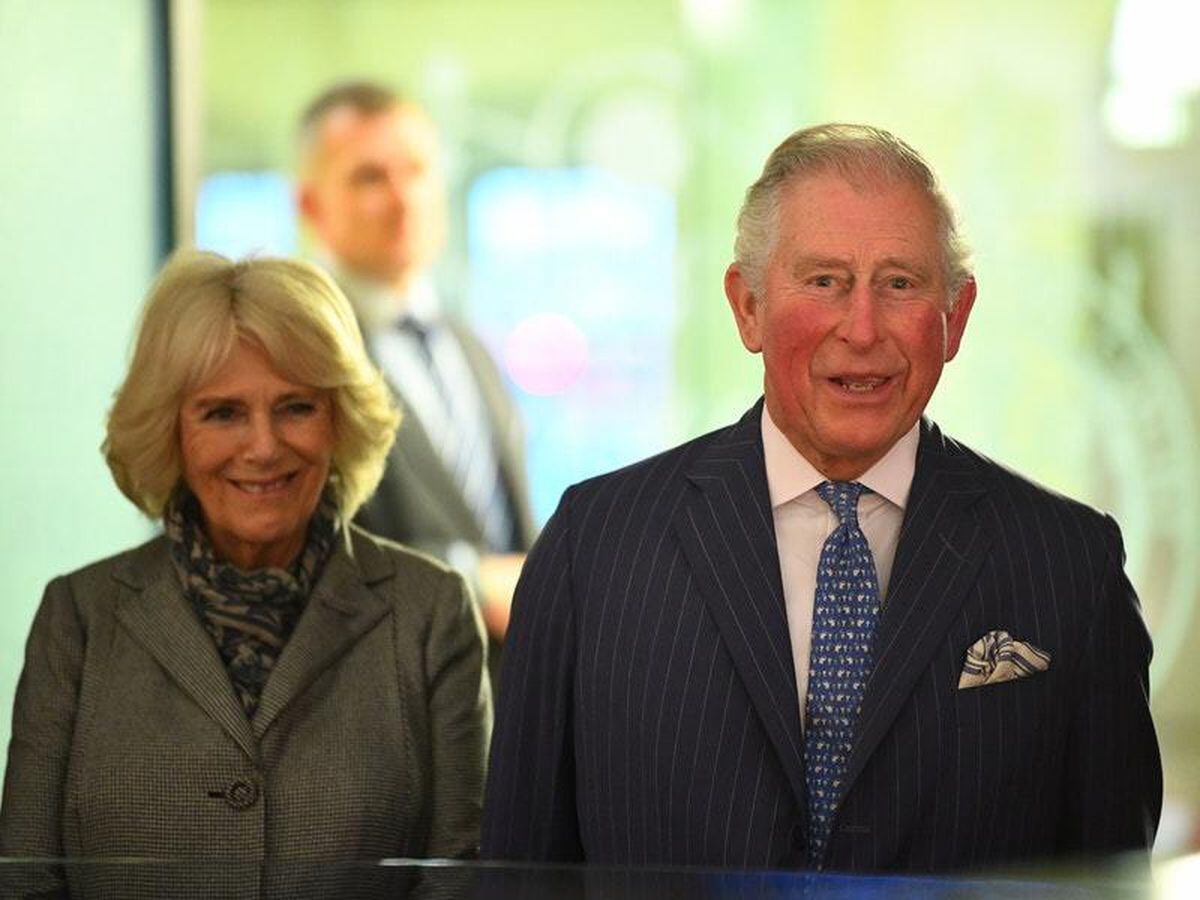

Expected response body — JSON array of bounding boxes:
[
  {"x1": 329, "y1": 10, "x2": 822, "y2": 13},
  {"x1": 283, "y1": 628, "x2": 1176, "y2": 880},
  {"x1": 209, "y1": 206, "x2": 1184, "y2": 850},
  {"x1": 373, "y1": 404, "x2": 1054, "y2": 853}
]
[{"x1": 178, "y1": 339, "x2": 335, "y2": 570}]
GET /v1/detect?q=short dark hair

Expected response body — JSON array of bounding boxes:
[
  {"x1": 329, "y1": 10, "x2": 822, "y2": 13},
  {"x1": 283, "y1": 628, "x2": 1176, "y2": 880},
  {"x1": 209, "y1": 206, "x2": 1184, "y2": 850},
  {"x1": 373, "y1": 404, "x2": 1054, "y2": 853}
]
[{"x1": 297, "y1": 80, "x2": 400, "y2": 132}]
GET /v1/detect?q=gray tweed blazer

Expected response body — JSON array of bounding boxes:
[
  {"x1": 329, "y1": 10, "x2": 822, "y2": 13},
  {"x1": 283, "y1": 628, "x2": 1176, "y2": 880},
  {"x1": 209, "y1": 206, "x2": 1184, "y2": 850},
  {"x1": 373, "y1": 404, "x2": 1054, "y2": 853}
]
[{"x1": 0, "y1": 524, "x2": 491, "y2": 898}]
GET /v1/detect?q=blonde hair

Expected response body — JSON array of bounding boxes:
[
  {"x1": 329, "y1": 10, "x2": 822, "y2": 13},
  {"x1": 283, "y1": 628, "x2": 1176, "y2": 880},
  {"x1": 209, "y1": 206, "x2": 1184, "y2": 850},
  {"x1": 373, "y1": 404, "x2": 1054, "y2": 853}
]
[
  {"x1": 735, "y1": 123, "x2": 972, "y2": 303},
  {"x1": 104, "y1": 250, "x2": 400, "y2": 520}
]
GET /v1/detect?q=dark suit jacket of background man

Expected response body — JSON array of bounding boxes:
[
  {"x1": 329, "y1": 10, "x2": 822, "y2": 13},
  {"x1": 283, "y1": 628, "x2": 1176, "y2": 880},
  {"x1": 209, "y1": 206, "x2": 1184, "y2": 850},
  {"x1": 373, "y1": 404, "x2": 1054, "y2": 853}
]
[
  {"x1": 482, "y1": 400, "x2": 1162, "y2": 871},
  {"x1": 353, "y1": 313, "x2": 536, "y2": 561}
]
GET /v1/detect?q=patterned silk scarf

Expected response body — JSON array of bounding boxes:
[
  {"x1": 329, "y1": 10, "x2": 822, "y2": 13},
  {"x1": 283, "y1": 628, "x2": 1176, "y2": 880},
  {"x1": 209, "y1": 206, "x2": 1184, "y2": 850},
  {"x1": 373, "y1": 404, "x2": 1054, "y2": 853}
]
[{"x1": 165, "y1": 490, "x2": 338, "y2": 718}]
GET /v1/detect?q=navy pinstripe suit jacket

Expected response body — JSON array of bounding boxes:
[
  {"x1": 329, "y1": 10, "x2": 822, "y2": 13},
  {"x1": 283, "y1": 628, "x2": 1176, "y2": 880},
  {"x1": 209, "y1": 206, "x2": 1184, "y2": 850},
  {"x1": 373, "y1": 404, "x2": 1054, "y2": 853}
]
[{"x1": 481, "y1": 402, "x2": 1161, "y2": 872}]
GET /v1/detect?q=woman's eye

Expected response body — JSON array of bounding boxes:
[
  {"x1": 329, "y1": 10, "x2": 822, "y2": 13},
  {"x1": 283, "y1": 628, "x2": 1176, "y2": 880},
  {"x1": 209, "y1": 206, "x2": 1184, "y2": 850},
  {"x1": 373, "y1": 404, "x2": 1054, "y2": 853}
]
[
  {"x1": 282, "y1": 401, "x2": 317, "y2": 417},
  {"x1": 202, "y1": 405, "x2": 237, "y2": 422}
]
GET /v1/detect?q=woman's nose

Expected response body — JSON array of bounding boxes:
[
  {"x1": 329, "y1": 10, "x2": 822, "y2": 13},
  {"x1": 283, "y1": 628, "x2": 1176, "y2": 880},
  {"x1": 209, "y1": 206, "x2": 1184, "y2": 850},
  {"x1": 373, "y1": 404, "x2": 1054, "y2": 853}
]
[{"x1": 241, "y1": 412, "x2": 282, "y2": 462}]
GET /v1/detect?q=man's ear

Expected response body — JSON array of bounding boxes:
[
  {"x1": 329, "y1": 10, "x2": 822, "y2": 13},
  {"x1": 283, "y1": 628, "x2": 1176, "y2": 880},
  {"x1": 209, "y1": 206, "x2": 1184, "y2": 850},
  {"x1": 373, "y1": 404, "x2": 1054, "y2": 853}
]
[
  {"x1": 296, "y1": 182, "x2": 320, "y2": 228},
  {"x1": 944, "y1": 276, "x2": 976, "y2": 362},
  {"x1": 725, "y1": 263, "x2": 764, "y2": 353}
]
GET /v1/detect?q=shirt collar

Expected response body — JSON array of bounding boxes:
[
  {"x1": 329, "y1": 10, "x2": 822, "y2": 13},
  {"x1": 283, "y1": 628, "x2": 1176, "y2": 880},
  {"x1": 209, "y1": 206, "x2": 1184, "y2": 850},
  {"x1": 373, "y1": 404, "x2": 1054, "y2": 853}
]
[
  {"x1": 326, "y1": 260, "x2": 440, "y2": 332},
  {"x1": 761, "y1": 404, "x2": 919, "y2": 511}
]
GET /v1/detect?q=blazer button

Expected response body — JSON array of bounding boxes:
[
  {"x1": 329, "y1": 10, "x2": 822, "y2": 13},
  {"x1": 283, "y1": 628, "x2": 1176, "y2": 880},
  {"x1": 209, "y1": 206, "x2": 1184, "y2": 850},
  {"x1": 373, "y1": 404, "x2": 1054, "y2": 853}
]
[{"x1": 225, "y1": 780, "x2": 259, "y2": 810}]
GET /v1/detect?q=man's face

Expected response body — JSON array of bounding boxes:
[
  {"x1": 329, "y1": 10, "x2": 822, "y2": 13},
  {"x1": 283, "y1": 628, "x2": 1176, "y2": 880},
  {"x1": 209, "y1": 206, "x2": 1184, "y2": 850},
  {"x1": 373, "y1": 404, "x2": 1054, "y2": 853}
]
[
  {"x1": 725, "y1": 171, "x2": 975, "y2": 480},
  {"x1": 300, "y1": 105, "x2": 447, "y2": 286}
]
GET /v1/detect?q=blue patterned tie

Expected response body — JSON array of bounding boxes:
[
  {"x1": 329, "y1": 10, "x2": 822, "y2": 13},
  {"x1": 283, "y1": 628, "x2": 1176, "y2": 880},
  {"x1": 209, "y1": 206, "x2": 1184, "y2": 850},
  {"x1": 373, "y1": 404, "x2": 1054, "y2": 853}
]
[{"x1": 805, "y1": 481, "x2": 880, "y2": 866}]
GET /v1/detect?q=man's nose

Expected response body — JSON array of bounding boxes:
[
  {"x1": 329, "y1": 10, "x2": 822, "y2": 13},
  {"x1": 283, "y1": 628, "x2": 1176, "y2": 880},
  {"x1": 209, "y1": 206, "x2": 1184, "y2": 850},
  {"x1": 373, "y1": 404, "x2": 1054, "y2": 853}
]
[
  {"x1": 384, "y1": 170, "x2": 412, "y2": 207},
  {"x1": 837, "y1": 284, "x2": 881, "y2": 348}
]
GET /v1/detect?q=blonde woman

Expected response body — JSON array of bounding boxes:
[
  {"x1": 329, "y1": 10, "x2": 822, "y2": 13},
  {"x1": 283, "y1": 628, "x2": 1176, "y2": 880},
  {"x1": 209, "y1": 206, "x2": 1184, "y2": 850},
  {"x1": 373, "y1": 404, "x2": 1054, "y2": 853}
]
[{"x1": 0, "y1": 252, "x2": 490, "y2": 897}]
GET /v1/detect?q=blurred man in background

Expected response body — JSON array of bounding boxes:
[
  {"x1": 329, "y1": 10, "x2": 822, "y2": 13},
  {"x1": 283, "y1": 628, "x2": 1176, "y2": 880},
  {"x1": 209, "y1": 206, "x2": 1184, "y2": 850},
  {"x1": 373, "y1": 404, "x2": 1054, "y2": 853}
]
[{"x1": 297, "y1": 82, "x2": 533, "y2": 645}]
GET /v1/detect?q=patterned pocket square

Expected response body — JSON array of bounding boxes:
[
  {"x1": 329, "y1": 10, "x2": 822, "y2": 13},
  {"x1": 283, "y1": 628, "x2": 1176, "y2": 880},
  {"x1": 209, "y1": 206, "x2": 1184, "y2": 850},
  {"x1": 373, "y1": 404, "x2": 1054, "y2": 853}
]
[{"x1": 958, "y1": 629, "x2": 1050, "y2": 689}]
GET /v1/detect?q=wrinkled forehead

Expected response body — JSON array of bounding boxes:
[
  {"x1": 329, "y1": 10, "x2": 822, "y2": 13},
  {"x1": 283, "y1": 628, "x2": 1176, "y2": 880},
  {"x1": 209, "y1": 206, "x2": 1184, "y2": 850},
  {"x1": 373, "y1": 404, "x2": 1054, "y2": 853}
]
[
  {"x1": 782, "y1": 164, "x2": 937, "y2": 208},
  {"x1": 777, "y1": 171, "x2": 943, "y2": 245}
]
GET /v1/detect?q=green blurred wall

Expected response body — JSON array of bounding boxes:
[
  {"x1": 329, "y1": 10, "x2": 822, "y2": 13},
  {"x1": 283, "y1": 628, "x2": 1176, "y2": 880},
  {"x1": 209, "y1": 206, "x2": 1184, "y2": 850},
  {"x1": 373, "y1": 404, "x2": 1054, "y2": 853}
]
[{"x1": 0, "y1": 0, "x2": 158, "y2": 778}]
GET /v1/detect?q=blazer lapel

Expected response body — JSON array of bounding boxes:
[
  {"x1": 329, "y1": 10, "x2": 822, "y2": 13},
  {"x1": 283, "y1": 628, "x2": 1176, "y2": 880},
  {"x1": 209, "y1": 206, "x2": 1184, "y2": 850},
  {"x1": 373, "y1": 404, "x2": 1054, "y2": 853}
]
[
  {"x1": 252, "y1": 529, "x2": 393, "y2": 738},
  {"x1": 841, "y1": 419, "x2": 992, "y2": 794},
  {"x1": 671, "y1": 402, "x2": 809, "y2": 817},
  {"x1": 114, "y1": 541, "x2": 257, "y2": 759}
]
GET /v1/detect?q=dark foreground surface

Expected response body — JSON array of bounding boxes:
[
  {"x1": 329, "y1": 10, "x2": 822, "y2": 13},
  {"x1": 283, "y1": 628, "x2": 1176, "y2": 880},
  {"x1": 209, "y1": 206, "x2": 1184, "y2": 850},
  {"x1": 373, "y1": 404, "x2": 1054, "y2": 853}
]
[{"x1": 0, "y1": 852, "x2": 1187, "y2": 899}]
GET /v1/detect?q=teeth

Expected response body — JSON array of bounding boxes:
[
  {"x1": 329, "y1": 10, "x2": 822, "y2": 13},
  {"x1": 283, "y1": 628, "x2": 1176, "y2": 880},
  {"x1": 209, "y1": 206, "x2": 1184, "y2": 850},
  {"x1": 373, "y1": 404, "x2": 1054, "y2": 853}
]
[
  {"x1": 836, "y1": 378, "x2": 885, "y2": 392},
  {"x1": 235, "y1": 476, "x2": 290, "y2": 493}
]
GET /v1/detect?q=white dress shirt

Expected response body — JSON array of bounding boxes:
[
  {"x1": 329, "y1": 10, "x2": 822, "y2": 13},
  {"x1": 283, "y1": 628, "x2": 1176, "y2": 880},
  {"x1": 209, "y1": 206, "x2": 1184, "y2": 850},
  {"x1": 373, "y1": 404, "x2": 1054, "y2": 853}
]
[{"x1": 760, "y1": 406, "x2": 919, "y2": 720}]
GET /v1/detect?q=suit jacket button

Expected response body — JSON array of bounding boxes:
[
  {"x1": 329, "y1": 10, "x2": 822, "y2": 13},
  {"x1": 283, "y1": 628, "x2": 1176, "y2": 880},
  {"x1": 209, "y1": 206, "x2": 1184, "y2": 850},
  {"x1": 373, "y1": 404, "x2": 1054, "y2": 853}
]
[{"x1": 226, "y1": 780, "x2": 259, "y2": 810}]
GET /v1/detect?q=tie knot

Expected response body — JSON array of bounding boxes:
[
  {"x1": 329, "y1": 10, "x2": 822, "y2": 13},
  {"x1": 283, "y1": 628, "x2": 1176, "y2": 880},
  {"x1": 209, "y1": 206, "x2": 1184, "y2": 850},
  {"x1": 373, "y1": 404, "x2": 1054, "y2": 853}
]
[
  {"x1": 816, "y1": 480, "x2": 867, "y2": 527},
  {"x1": 396, "y1": 315, "x2": 431, "y2": 342}
]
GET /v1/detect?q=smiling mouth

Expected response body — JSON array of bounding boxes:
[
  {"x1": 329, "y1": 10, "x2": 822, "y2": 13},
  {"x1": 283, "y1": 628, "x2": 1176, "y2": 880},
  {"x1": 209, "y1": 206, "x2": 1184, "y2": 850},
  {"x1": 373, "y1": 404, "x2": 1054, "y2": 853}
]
[
  {"x1": 829, "y1": 376, "x2": 891, "y2": 393},
  {"x1": 230, "y1": 473, "x2": 297, "y2": 495}
]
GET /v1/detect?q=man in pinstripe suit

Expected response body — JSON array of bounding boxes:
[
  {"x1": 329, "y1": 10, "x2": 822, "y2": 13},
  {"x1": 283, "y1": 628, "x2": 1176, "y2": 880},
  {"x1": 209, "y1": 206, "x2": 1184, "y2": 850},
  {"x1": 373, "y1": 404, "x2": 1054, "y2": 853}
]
[{"x1": 482, "y1": 124, "x2": 1161, "y2": 871}]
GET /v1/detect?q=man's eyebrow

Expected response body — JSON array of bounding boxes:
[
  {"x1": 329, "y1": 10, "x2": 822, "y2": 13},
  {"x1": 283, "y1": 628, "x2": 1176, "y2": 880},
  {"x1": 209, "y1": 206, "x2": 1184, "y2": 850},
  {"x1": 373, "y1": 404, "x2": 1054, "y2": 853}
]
[
  {"x1": 876, "y1": 256, "x2": 931, "y2": 276},
  {"x1": 790, "y1": 255, "x2": 851, "y2": 272},
  {"x1": 348, "y1": 161, "x2": 387, "y2": 178}
]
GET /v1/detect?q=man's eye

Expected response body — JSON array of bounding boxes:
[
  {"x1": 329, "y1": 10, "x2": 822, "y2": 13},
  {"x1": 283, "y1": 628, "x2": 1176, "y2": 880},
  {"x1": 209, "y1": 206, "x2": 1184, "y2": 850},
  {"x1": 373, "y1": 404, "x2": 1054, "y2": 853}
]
[
  {"x1": 810, "y1": 275, "x2": 837, "y2": 288},
  {"x1": 350, "y1": 167, "x2": 388, "y2": 186},
  {"x1": 888, "y1": 276, "x2": 912, "y2": 290}
]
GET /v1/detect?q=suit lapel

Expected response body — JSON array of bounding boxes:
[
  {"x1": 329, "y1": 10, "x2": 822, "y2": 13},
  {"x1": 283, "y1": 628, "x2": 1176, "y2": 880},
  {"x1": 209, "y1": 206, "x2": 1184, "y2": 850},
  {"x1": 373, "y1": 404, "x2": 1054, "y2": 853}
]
[
  {"x1": 841, "y1": 419, "x2": 991, "y2": 794},
  {"x1": 671, "y1": 402, "x2": 809, "y2": 817},
  {"x1": 445, "y1": 318, "x2": 536, "y2": 547},
  {"x1": 252, "y1": 529, "x2": 393, "y2": 738},
  {"x1": 114, "y1": 541, "x2": 258, "y2": 759},
  {"x1": 391, "y1": 388, "x2": 484, "y2": 539},
  {"x1": 368, "y1": 313, "x2": 531, "y2": 548}
]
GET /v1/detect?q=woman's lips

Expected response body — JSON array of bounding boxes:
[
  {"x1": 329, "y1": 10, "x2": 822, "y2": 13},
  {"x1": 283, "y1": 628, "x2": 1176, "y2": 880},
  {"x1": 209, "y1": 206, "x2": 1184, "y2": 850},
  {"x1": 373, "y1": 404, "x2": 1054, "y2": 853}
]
[{"x1": 228, "y1": 472, "x2": 297, "y2": 495}]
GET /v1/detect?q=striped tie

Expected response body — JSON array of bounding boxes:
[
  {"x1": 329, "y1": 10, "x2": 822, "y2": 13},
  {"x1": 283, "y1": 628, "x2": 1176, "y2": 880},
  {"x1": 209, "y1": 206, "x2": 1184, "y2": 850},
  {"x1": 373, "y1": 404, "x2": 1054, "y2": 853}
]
[
  {"x1": 805, "y1": 480, "x2": 880, "y2": 867},
  {"x1": 398, "y1": 317, "x2": 514, "y2": 551}
]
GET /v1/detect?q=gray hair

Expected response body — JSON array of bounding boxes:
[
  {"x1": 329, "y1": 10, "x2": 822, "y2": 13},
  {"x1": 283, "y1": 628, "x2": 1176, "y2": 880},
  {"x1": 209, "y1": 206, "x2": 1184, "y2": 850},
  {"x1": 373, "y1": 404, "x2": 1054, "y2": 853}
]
[{"x1": 734, "y1": 123, "x2": 972, "y2": 303}]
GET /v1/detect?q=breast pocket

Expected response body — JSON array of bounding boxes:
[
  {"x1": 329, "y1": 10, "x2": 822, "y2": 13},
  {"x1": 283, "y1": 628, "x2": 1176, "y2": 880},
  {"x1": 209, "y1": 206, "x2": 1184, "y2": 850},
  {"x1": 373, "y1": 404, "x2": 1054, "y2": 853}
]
[
  {"x1": 953, "y1": 664, "x2": 1059, "y2": 795},
  {"x1": 955, "y1": 669, "x2": 1049, "y2": 727},
  {"x1": 949, "y1": 620, "x2": 1057, "y2": 755}
]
